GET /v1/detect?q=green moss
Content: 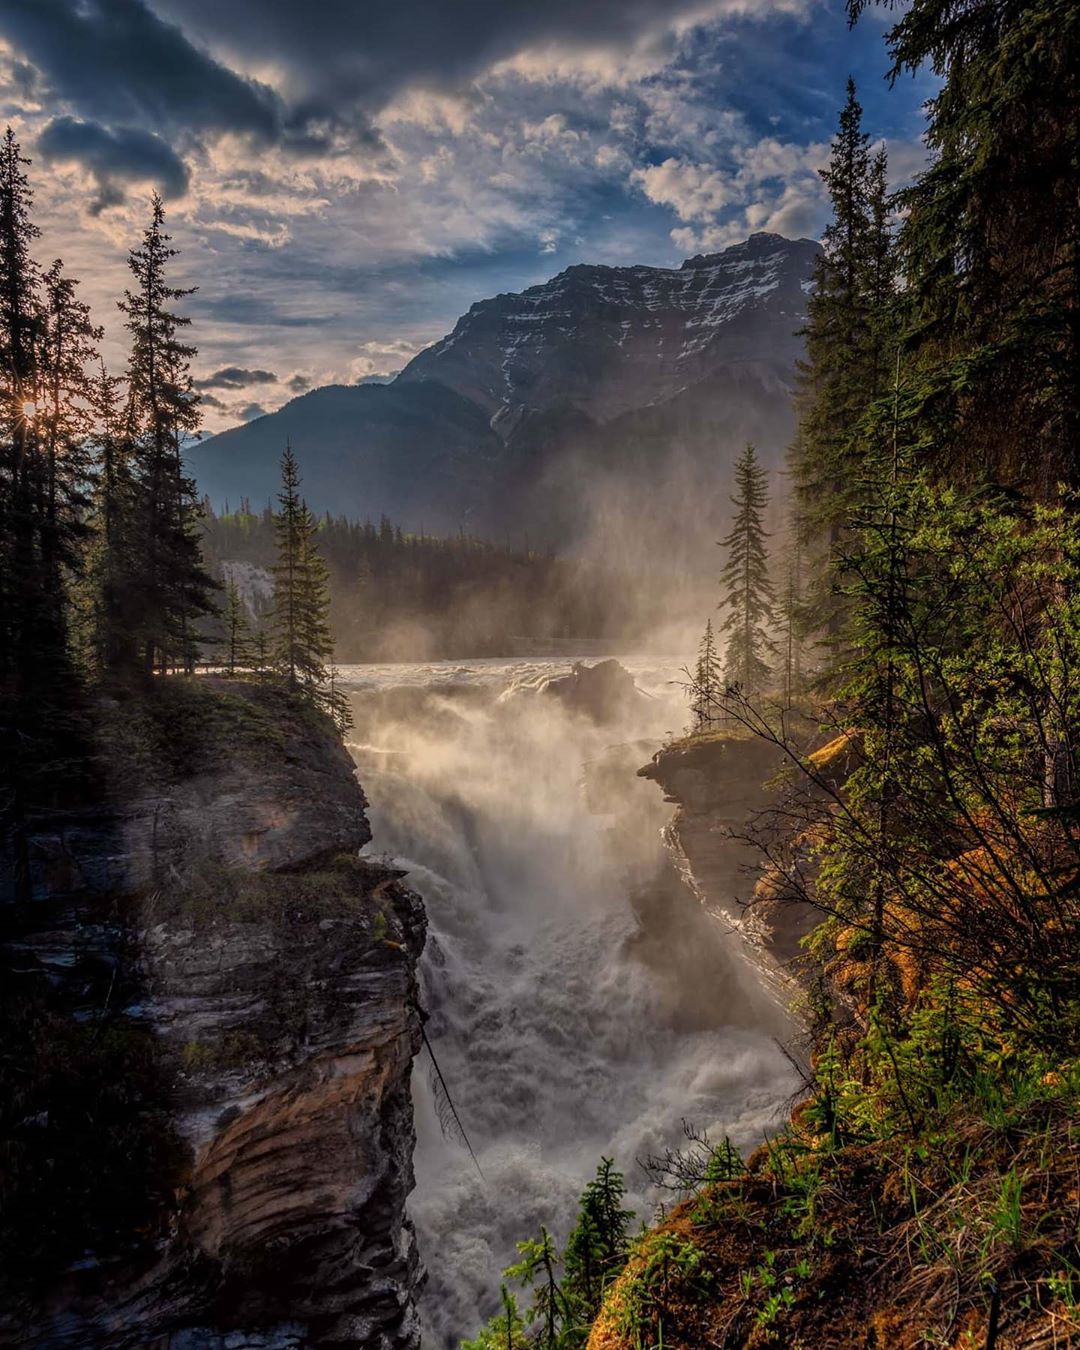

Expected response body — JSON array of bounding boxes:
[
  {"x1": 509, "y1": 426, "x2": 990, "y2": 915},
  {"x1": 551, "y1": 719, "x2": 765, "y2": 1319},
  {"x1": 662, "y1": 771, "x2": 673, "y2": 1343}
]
[
  {"x1": 92, "y1": 677, "x2": 292, "y2": 791},
  {"x1": 180, "y1": 1031, "x2": 264, "y2": 1073},
  {"x1": 156, "y1": 851, "x2": 394, "y2": 929}
]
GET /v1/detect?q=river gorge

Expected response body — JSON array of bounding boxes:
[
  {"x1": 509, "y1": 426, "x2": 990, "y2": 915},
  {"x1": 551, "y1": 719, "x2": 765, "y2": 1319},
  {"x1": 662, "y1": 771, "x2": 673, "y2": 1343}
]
[{"x1": 339, "y1": 657, "x2": 801, "y2": 1346}]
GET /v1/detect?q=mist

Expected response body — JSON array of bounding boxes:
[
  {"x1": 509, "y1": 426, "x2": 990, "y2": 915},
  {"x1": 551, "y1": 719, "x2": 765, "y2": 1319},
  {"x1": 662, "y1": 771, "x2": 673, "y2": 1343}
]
[{"x1": 339, "y1": 657, "x2": 801, "y2": 1346}]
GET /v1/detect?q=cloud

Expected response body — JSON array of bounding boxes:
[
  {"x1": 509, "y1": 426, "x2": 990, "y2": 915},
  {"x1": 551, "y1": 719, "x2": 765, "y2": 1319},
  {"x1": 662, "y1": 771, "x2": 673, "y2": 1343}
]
[
  {"x1": 286, "y1": 372, "x2": 312, "y2": 393},
  {"x1": 0, "y1": 0, "x2": 284, "y2": 142},
  {"x1": 633, "y1": 158, "x2": 736, "y2": 222},
  {"x1": 154, "y1": 0, "x2": 810, "y2": 110},
  {"x1": 633, "y1": 134, "x2": 828, "y2": 253},
  {"x1": 239, "y1": 401, "x2": 267, "y2": 421},
  {"x1": 37, "y1": 115, "x2": 189, "y2": 209},
  {"x1": 195, "y1": 364, "x2": 277, "y2": 389},
  {"x1": 349, "y1": 338, "x2": 423, "y2": 382}
]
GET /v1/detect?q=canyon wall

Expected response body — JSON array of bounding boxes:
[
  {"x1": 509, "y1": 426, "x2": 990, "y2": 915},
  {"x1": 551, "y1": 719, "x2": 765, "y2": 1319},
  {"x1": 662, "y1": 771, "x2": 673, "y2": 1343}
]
[
  {"x1": 0, "y1": 682, "x2": 426, "y2": 1350},
  {"x1": 638, "y1": 729, "x2": 817, "y2": 981}
]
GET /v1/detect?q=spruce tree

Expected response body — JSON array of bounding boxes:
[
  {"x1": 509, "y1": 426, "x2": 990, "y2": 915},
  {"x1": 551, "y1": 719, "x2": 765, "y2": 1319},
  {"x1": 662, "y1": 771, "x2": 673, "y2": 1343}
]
[
  {"x1": 0, "y1": 127, "x2": 44, "y2": 707},
  {"x1": 222, "y1": 580, "x2": 255, "y2": 676},
  {"x1": 778, "y1": 533, "x2": 804, "y2": 708},
  {"x1": 0, "y1": 131, "x2": 103, "y2": 896},
  {"x1": 688, "y1": 617, "x2": 721, "y2": 731},
  {"x1": 506, "y1": 1227, "x2": 563, "y2": 1350},
  {"x1": 86, "y1": 361, "x2": 136, "y2": 675},
  {"x1": 790, "y1": 83, "x2": 894, "y2": 642},
  {"x1": 268, "y1": 445, "x2": 348, "y2": 724},
  {"x1": 562, "y1": 1158, "x2": 633, "y2": 1341},
  {"x1": 849, "y1": 0, "x2": 1080, "y2": 497},
  {"x1": 118, "y1": 194, "x2": 215, "y2": 677},
  {"x1": 718, "y1": 445, "x2": 775, "y2": 694}
]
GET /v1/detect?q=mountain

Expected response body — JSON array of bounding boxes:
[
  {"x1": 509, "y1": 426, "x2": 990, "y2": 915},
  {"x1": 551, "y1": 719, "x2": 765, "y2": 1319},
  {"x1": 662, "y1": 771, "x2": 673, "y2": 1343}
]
[{"x1": 190, "y1": 232, "x2": 819, "y2": 549}]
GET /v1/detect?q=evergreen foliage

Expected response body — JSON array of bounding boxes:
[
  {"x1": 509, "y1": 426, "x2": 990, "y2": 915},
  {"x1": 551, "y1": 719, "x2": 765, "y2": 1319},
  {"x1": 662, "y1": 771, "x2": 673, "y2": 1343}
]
[
  {"x1": 849, "y1": 0, "x2": 1080, "y2": 496},
  {"x1": 686, "y1": 618, "x2": 722, "y2": 730},
  {"x1": 777, "y1": 532, "x2": 804, "y2": 707},
  {"x1": 790, "y1": 81, "x2": 896, "y2": 644},
  {"x1": 561, "y1": 1158, "x2": 634, "y2": 1340},
  {"x1": 718, "y1": 445, "x2": 775, "y2": 694},
  {"x1": 268, "y1": 445, "x2": 349, "y2": 727},
  {"x1": 118, "y1": 195, "x2": 216, "y2": 677},
  {"x1": 222, "y1": 580, "x2": 256, "y2": 676},
  {"x1": 0, "y1": 129, "x2": 96, "y2": 896},
  {"x1": 466, "y1": 1158, "x2": 634, "y2": 1350}
]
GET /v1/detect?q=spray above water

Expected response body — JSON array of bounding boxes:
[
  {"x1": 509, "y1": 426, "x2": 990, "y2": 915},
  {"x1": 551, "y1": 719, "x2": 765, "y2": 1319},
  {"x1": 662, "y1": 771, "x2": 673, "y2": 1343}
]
[{"x1": 339, "y1": 657, "x2": 800, "y2": 1347}]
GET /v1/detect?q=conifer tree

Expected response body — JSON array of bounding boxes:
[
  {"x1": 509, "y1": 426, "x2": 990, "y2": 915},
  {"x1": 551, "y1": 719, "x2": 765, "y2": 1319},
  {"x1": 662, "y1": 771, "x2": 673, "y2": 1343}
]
[
  {"x1": 778, "y1": 535, "x2": 804, "y2": 708},
  {"x1": 507, "y1": 1227, "x2": 563, "y2": 1350},
  {"x1": 790, "y1": 84, "x2": 894, "y2": 643},
  {"x1": 688, "y1": 617, "x2": 721, "y2": 730},
  {"x1": 0, "y1": 131, "x2": 99, "y2": 893},
  {"x1": 718, "y1": 445, "x2": 775, "y2": 694},
  {"x1": 86, "y1": 361, "x2": 135, "y2": 675},
  {"x1": 461, "y1": 1285, "x2": 529, "y2": 1350},
  {"x1": 222, "y1": 580, "x2": 254, "y2": 676},
  {"x1": 0, "y1": 127, "x2": 45, "y2": 705},
  {"x1": 252, "y1": 624, "x2": 271, "y2": 678},
  {"x1": 268, "y1": 445, "x2": 349, "y2": 725},
  {"x1": 118, "y1": 195, "x2": 215, "y2": 677},
  {"x1": 562, "y1": 1158, "x2": 633, "y2": 1340},
  {"x1": 849, "y1": 0, "x2": 1080, "y2": 496}
]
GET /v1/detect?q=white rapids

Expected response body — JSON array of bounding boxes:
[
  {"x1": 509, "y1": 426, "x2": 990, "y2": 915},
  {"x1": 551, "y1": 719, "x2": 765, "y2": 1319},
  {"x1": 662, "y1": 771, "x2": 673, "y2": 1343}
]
[{"x1": 337, "y1": 657, "x2": 800, "y2": 1347}]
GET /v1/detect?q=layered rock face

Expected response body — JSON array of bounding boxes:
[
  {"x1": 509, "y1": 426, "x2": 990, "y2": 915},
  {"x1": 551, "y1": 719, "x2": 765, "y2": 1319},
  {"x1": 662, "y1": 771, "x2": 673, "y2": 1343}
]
[
  {"x1": 638, "y1": 732, "x2": 816, "y2": 973},
  {"x1": 398, "y1": 233, "x2": 819, "y2": 427},
  {"x1": 0, "y1": 683, "x2": 426, "y2": 1349}
]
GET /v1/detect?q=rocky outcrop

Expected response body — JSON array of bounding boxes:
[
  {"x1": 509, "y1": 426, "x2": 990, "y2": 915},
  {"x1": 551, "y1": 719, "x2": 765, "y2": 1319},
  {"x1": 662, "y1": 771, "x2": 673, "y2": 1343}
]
[
  {"x1": 0, "y1": 681, "x2": 426, "y2": 1349},
  {"x1": 638, "y1": 731, "x2": 816, "y2": 974},
  {"x1": 540, "y1": 659, "x2": 647, "y2": 726}
]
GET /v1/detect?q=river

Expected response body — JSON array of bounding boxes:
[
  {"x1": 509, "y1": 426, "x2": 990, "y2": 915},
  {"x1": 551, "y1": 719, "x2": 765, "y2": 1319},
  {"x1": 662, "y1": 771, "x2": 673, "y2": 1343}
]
[{"x1": 337, "y1": 657, "x2": 799, "y2": 1347}]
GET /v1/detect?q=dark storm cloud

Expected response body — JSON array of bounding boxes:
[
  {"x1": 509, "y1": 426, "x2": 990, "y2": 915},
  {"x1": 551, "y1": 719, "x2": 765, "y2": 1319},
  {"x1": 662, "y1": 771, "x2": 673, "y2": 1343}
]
[
  {"x1": 2, "y1": 0, "x2": 746, "y2": 153},
  {"x1": 161, "y1": 0, "x2": 739, "y2": 121},
  {"x1": 0, "y1": 0, "x2": 283, "y2": 140},
  {"x1": 38, "y1": 116, "x2": 189, "y2": 208},
  {"x1": 195, "y1": 366, "x2": 278, "y2": 390}
]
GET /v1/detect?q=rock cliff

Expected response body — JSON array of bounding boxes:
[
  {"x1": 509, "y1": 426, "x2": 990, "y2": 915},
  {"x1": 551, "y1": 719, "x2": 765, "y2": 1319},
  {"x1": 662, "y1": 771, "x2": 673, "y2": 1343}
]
[
  {"x1": 638, "y1": 730, "x2": 816, "y2": 975},
  {"x1": 0, "y1": 680, "x2": 426, "y2": 1349}
]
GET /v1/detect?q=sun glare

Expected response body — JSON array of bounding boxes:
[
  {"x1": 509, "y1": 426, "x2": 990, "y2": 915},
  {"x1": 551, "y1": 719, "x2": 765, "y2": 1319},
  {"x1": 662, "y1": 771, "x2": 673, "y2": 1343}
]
[{"x1": 20, "y1": 400, "x2": 36, "y2": 419}]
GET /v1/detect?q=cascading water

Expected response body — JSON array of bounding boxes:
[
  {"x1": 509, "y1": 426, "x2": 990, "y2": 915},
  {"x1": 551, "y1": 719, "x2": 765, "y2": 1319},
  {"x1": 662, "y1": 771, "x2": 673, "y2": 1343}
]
[{"x1": 338, "y1": 658, "x2": 801, "y2": 1346}]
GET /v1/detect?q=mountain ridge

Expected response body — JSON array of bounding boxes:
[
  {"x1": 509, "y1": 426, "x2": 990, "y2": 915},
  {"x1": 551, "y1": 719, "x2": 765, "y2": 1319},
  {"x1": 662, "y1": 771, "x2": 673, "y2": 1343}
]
[{"x1": 190, "y1": 232, "x2": 819, "y2": 547}]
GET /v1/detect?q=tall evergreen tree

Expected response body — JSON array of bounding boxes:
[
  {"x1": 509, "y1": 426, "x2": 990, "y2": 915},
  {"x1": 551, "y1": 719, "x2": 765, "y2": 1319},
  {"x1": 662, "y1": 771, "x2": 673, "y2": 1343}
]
[
  {"x1": 790, "y1": 84, "x2": 895, "y2": 643},
  {"x1": 778, "y1": 533, "x2": 805, "y2": 707},
  {"x1": 849, "y1": 0, "x2": 1080, "y2": 497},
  {"x1": 0, "y1": 127, "x2": 44, "y2": 705},
  {"x1": 118, "y1": 195, "x2": 215, "y2": 677},
  {"x1": 718, "y1": 445, "x2": 775, "y2": 694},
  {"x1": 688, "y1": 617, "x2": 721, "y2": 731},
  {"x1": 0, "y1": 131, "x2": 97, "y2": 896},
  {"x1": 562, "y1": 1157, "x2": 633, "y2": 1340},
  {"x1": 86, "y1": 361, "x2": 135, "y2": 675},
  {"x1": 268, "y1": 445, "x2": 348, "y2": 724},
  {"x1": 222, "y1": 580, "x2": 255, "y2": 676}
]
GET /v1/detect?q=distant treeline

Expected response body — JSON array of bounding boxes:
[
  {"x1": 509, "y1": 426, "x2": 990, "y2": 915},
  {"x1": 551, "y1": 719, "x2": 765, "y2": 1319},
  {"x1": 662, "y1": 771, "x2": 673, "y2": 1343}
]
[{"x1": 201, "y1": 501, "x2": 660, "y2": 661}]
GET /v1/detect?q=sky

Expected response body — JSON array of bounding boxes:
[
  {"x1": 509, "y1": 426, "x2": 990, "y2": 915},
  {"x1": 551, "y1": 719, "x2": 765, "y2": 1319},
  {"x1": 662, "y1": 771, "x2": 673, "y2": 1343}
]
[{"x1": 0, "y1": 0, "x2": 933, "y2": 431}]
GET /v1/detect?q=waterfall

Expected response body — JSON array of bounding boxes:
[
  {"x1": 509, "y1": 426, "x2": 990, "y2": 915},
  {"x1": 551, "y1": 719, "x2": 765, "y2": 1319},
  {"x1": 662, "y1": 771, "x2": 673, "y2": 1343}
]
[{"x1": 340, "y1": 658, "x2": 799, "y2": 1346}]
